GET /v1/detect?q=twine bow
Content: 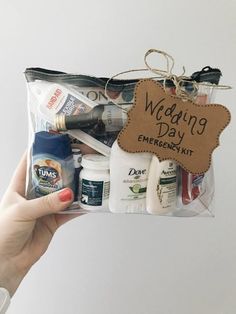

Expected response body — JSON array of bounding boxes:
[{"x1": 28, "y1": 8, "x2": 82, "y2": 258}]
[{"x1": 105, "y1": 48, "x2": 232, "y2": 111}]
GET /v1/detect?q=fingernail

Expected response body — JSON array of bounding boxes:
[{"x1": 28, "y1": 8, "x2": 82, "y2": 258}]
[{"x1": 58, "y1": 188, "x2": 73, "y2": 202}]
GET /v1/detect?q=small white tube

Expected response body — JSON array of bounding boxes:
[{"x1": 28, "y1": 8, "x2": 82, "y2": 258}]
[{"x1": 146, "y1": 155, "x2": 177, "y2": 215}]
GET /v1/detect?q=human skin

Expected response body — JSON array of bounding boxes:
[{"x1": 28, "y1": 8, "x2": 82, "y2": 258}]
[{"x1": 0, "y1": 153, "x2": 80, "y2": 296}]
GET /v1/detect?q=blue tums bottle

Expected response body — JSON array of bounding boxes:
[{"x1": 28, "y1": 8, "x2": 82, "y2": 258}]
[{"x1": 32, "y1": 131, "x2": 75, "y2": 197}]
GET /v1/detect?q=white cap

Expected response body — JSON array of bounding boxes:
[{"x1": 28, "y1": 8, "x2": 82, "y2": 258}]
[
  {"x1": 81, "y1": 154, "x2": 109, "y2": 170},
  {"x1": 72, "y1": 148, "x2": 82, "y2": 168}
]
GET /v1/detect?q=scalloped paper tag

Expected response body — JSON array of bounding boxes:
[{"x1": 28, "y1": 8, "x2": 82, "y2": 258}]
[{"x1": 118, "y1": 79, "x2": 231, "y2": 174}]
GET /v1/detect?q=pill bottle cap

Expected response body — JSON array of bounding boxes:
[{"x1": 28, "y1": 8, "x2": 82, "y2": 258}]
[
  {"x1": 81, "y1": 154, "x2": 109, "y2": 170},
  {"x1": 33, "y1": 131, "x2": 72, "y2": 159}
]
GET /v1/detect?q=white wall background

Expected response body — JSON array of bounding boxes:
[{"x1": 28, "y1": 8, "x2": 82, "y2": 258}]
[{"x1": 0, "y1": 0, "x2": 236, "y2": 313}]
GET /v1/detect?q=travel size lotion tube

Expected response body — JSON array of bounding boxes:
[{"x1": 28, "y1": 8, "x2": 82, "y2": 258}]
[{"x1": 146, "y1": 155, "x2": 177, "y2": 215}]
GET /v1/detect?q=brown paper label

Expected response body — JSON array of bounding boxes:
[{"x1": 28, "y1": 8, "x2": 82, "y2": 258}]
[{"x1": 118, "y1": 79, "x2": 231, "y2": 174}]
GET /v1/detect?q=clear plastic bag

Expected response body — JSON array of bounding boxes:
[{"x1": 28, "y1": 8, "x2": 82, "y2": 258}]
[{"x1": 24, "y1": 66, "x2": 221, "y2": 216}]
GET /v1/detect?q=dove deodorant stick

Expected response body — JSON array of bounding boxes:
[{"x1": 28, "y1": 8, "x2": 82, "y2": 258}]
[{"x1": 109, "y1": 140, "x2": 152, "y2": 213}]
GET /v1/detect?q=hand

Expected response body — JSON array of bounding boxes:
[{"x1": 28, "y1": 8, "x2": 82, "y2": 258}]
[{"x1": 0, "y1": 152, "x2": 80, "y2": 296}]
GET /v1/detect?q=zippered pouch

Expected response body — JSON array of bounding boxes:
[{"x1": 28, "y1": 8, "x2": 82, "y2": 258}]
[{"x1": 24, "y1": 66, "x2": 221, "y2": 216}]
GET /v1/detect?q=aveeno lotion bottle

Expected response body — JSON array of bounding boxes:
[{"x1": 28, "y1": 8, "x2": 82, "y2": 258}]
[{"x1": 146, "y1": 155, "x2": 177, "y2": 214}]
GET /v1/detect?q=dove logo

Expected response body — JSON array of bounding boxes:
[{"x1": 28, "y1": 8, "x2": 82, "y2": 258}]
[{"x1": 128, "y1": 168, "x2": 146, "y2": 176}]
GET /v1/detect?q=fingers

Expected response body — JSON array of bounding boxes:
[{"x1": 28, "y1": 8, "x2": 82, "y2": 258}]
[
  {"x1": 9, "y1": 151, "x2": 27, "y2": 196},
  {"x1": 20, "y1": 188, "x2": 74, "y2": 220}
]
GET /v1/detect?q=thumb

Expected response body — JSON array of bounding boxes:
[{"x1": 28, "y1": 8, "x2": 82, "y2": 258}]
[{"x1": 22, "y1": 188, "x2": 74, "y2": 220}]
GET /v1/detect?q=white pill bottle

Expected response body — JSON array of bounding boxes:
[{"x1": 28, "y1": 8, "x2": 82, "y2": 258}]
[
  {"x1": 146, "y1": 155, "x2": 177, "y2": 215},
  {"x1": 109, "y1": 140, "x2": 152, "y2": 213},
  {"x1": 79, "y1": 154, "x2": 110, "y2": 211}
]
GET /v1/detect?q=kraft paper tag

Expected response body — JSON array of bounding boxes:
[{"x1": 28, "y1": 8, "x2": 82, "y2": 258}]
[{"x1": 118, "y1": 79, "x2": 231, "y2": 174}]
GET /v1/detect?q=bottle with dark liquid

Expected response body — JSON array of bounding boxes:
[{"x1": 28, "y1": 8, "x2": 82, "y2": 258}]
[{"x1": 55, "y1": 104, "x2": 127, "y2": 133}]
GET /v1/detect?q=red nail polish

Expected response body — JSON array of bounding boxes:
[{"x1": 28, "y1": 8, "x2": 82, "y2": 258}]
[{"x1": 58, "y1": 188, "x2": 73, "y2": 202}]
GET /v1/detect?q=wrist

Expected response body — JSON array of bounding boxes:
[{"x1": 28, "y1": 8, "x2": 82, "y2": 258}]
[{"x1": 0, "y1": 257, "x2": 27, "y2": 297}]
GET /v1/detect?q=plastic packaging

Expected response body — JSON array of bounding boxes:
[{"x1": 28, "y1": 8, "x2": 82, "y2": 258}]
[
  {"x1": 28, "y1": 80, "x2": 114, "y2": 156},
  {"x1": 25, "y1": 66, "x2": 221, "y2": 216},
  {"x1": 178, "y1": 69, "x2": 219, "y2": 210}
]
